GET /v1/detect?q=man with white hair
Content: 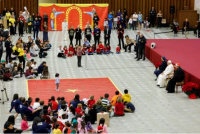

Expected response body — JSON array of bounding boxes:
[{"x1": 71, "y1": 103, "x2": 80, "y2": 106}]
[
  {"x1": 157, "y1": 60, "x2": 174, "y2": 88},
  {"x1": 166, "y1": 63, "x2": 185, "y2": 93},
  {"x1": 137, "y1": 33, "x2": 146, "y2": 61},
  {"x1": 62, "y1": 19, "x2": 68, "y2": 41}
]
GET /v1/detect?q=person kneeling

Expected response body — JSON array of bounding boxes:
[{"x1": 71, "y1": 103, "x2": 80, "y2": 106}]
[
  {"x1": 124, "y1": 101, "x2": 135, "y2": 112},
  {"x1": 57, "y1": 46, "x2": 66, "y2": 59},
  {"x1": 25, "y1": 67, "x2": 36, "y2": 79}
]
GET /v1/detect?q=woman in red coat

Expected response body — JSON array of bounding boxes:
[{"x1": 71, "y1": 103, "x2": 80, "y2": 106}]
[
  {"x1": 114, "y1": 97, "x2": 124, "y2": 116},
  {"x1": 117, "y1": 25, "x2": 124, "y2": 49}
]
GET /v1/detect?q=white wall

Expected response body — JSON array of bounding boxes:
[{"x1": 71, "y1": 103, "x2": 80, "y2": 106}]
[
  {"x1": 195, "y1": 0, "x2": 200, "y2": 10},
  {"x1": 39, "y1": 0, "x2": 57, "y2": 3}
]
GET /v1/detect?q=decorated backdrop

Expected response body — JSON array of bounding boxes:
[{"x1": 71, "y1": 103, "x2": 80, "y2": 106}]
[{"x1": 39, "y1": 4, "x2": 109, "y2": 31}]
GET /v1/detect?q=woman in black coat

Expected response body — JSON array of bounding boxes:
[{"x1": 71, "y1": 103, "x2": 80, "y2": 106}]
[{"x1": 75, "y1": 25, "x2": 82, "y2": 46}]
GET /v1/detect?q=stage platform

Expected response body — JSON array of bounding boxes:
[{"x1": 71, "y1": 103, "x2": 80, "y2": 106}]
[
  {"x1": 146, "y1": 39, "x2": 200, "y2": 86},
  {"x1": 27, "y1": 77, "x2": 121, "y2": 103}
]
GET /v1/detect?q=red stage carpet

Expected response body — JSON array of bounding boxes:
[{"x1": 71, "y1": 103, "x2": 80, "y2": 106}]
[
  {"x1": 27, "y1": 78, "x2": 121, "y2": 103},
  {"x1": 146, "y1": 39, "x2": 200, "y2": 85}
]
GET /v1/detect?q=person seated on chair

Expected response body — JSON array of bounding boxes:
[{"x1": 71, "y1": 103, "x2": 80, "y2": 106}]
[
  {"x1": 172, "y1": 19, "x2": 179, "y2": 35},
  {"x1": 157, "y1": 60, "x2": 174, "y2": 88},
  {"x1": 88, "y1": 46, "x2": 94, "y2": 55},
  {"x1": 25, "y1": 67, "x2": 36, "y2": 79},
  {"x1": 182, "y1": 18, "x2": 189, "y2": 34},
  {"x1": 194, "y1": 21, "x2": 200, "y2": 37},
  {"x1": 57, "y1": 46, "x2": 66, "y2": 58},
  {"x1": 166, "y1": 63, "x2": 185, "y2": 93},
  {"x1": 154, "y1": 56, "x2": 167, "y2": 80},
  {"x1": 125, "y1": 35, "x2": 134, "y2": 52}
]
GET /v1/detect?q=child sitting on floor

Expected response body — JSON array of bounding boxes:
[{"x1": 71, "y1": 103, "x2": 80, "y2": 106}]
[
  {"x1": 68, "y1": 44, "x2": 75, "y2": 56},
  {"x1": 63, "y1": 45, "x2": 68, "y2": 56},
  {"x1": 122, "y1": 89, "x2": 131, "y2": 103},
  {"x1": 96, "y1": 46, "x2": 102, "y2": 55},
  {"x1": 88, "y1": 46, "x2": 94, "y2": 55},
  {"x1": 21, "y1": 115, "x2": 31, "y2": 131},
  {"x1": 98, "y1": 41, "x2": 104, "y2": 52},
  {"x1": 124, "y1": 101, "x2": 135, "y2": 112},
  {"x1": 116, "y1": 45, "x2": 121, "y2": 54},
  {"x1": 75, "y1": 103, "x2": 84, "y2": 116},
  {"x1": 106, "y1": 44, "x2": 113, "y2": 54},
  {"x1": 92, "y1": 44, "x2": 96, "y2": 53},
  {"x1": 87, "y1": 95, "x2": 96, "y2": 109}
]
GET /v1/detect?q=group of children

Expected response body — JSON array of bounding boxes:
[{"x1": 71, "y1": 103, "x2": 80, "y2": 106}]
[
  {"x1": 5, "y1": 89, "x2": 135, "y2": 134},
  {"x1": 57, "y1": 40, "x2": 122, "y2": 58}
]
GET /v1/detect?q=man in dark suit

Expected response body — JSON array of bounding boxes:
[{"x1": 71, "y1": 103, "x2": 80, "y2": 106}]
[
  {"x1": 5, "y1": 36, "x2": 13, "y2": 62},
  {"x1": 137, "y1": 33, "x2": 146, "y2": 61},
  {"x1": 75, "y1": 25, "x2": 82, "y2": 46},
  {"x1": 0, "y1": 36, "x2": 3, "y2": 62},
  {"x1": 104, "y1": 25, "x2": 111, "y2": 45},
  {"x1": 150, "y1": 7, "x2": 156, "y2": 27},
  {"x1": 182, "y1": 18, "x2": 189, "y2": 34},
  {"x1": 135, "y1": 31, "x2": 140, "y2": 59},
  {"x1": 94, "y1": 25, "x2": 101, "y2": 46},
  {"x1": 33, "y1": 17, "x2": 40, "y2": 40},
  {"x1": 166, "y1": 63, "x2": 185, "y2": 93}
]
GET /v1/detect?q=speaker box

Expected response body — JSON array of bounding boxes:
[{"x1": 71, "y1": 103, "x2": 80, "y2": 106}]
[{"x1": 170, "y1": 6, "x2": 175, "y2": 14}]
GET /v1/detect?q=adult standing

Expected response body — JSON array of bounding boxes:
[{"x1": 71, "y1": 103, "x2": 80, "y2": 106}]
[
  {"x1": 104, "y1": 25, "x2": 111, "y2": 45},
  {"x1": 2, "y1": 8, "x2": 7, "y2": 16},
  {"x1": 75, "y1": 25, "x2": 82, "y2": 46},
  {"x1": 166, "y1": 63, "x2": 185, "y2": 93},
  {"x1": 0, "y1": 36, "x2": 3, "y2": 62},
  {"x1": 135, "y1": 31, "x2": 140, "y2": 59},
  {"x1": 33, "y1": 17, "x2": 40, "y2": 40},
  {"x1": 182, "y1": 18, "x2": 189, "y2": 34},
  {"x1": 68, "y1": 26, "x2": 75, "y2": 45},
  {"x1": 138, "y1": 12, "x2": 143, "y2": 30},
  {"x1": 132, "y1": 12, "x2": 138, "y2": 30},
  {"x1": 62, "y1": 19, "x2": 68, "y2": 41},
  {"x1": 85, "y1": 25, "x2": 92, "y2": 42},
  {"x1": 10, "y1": 7, "x2": 15, "y2": 15},
  {"x1": 43, "y1": 12, "x2": 48, "y2": 25},
  {"x1": 108, "y1": 12, "x2": 113, "y2": 29},
  {"x1": 13, "y1": 43, "x2": 25, "y2": 71},
  {"x1": 37, "y1": 14, "x2": 42, "y2": 31},
  {"x1": 137, "y1": 33, "x2": 146, "y2": 61},
  {"x1": 28, "y1": 15, "x2": 33, "y2": 34},
  {"x1": 150, "y1": 7, "x2": 156, "y2": 27},
  {"x1": 77, "y1": 46, "x2": 82, "y2": 67},
  {"x1": 43, "y1": 22, "x2": 48, "y2": 42},
  {"x1": 157, "y1": 10, "x2": 162, "y2": 28},
  {"x1": 94, "y1": 25, "x2": 101, "y2": 46},
  {"x1": 24, "y1": 12, "x2": 29, "y2": 33},
  {"x1": 93, "y1": 13, "x2": 100, "y2": 27},
  {"x1": 5, "y1": 36, "x2": 13, "y2": 62},
  {"x1": 18, "y1": 18, "x2": 24, "y2": 37},
  {"x1": 9, "y1": 15, "x2": 15, "y2": 35},
  {"x1": 117, "y1": 25, "x2": 124, "y2": 49}
]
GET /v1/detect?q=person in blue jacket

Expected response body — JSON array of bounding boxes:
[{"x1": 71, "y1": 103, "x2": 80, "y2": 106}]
[
  {"x1": 37, "y1": 61, "x2": 47, "y2": 74},
  {"x1": 18, "y1": 97, "x2": 41, "y2": 121},
  {"x1": 8, "y1": 93, "x2": 22, "y2": 114},
  {"x1": 108, "y1": 12, "x2": 113, "y2": 29},
  {"x1": 32, "y1": 117, "x2": 51, "y2": 133},
  {"x1": 33, "y1": 17, "x2": 40, "y2": 40}
]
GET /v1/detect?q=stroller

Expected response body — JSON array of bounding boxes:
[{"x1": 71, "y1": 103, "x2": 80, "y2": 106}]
[{"x1": 40, "y1": 66, "x2": 50, "y2": 79}]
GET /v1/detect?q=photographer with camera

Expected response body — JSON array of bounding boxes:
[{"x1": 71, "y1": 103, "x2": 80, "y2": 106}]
[{"x1": 137, "y1": 33, "x2": 146, "y2": 61}]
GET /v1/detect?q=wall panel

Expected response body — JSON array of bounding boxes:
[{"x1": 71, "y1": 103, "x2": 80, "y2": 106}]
[
  {"x1": 0, "y1": 0, "x2": 195, "y2": 24},
  {"x1": 57, "y1": 0, "x2": 195, "y2": 23},
  {"x1": 0, "y1": 0, "x2": 39, "y2": 17}
]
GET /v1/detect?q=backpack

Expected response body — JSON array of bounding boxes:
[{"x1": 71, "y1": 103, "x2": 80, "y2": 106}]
[{"x1": 67, "y1": 127, "x2": 76, "y2": 134}]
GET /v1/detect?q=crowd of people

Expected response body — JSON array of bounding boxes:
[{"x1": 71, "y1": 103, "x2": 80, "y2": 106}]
[{"x1": 4, "y1": 89, "x2": 135, "y2": 133}]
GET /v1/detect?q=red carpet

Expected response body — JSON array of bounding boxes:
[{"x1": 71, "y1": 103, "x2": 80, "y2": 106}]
[
  {"x1": 146, "y1": 39, "x2": 200, "y2": 85},
  {"x1": 27, "y1": 78, "x2": 121, "y2": 103}
]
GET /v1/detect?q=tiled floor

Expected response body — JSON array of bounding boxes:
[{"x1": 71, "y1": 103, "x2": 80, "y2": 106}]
[{"x1": 0, "y1": 28, "x2": 200, "y2": 133}]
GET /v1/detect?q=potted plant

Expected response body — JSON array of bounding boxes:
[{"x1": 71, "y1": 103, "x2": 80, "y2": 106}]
[{"x1": 182, "y1": 82, "x2": 200, "y2": 99}]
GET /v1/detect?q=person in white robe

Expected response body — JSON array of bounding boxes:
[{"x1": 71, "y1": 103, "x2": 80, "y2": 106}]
[
  {"x1": 157, "y1": 60, "x2": 174, "y2": 88},
  {"x1": 62, "y1": 19, "x2": 68, "y2": 41}
]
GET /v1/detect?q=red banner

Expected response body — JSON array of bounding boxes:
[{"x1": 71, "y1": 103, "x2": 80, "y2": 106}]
[{"x1": 39, "y1": 4, "x2": 108, "y2": 31}]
